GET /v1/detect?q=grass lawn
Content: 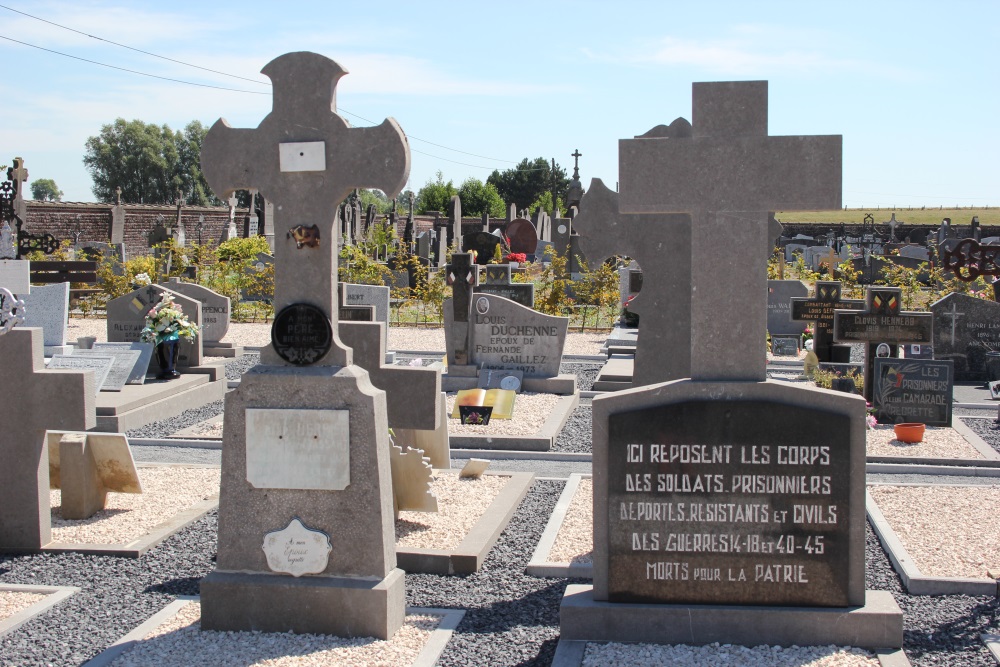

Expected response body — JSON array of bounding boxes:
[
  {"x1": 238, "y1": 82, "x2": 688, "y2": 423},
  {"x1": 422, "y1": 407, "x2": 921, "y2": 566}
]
[{"x1": 777, "y1": 207, "x2": 997, "y2": 226}]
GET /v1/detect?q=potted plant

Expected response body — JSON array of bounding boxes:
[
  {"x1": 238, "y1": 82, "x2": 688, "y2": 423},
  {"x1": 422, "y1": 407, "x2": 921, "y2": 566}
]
[{"x1": 140, "y1": 293, "x2": 199, "y2": 380}]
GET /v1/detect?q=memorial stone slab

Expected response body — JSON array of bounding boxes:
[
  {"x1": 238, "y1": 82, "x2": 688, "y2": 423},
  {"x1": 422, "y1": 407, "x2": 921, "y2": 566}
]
[
  {"x1": 505, "y1": 218, "x2": 538, "y2": 256},
  {"x1": 767, "y1": 280, "x2": 808, "y2": 336},
  {"x1": 833, "y1": 287, "x2": 933, "y2": 401},
  {"x1": 872, "y1": 358, "x2": 953, "y2": 426},
  {"x1": 474, "y1": 263, "x2": 534, "y2": 308},
  {"x1": 246, "y1": 408, "x2": 350, "y2": 490},
  {"x1": 0, "y1": 259, "x2": 30, "y2": 295},
  {"x1": 460, "y1": 293, "x2": 568, "y2": 377},
  {"x1": 342, "y1": 283, "x2": 390, "y2": 345},
  {"x1": 72, "y1": 349, "x2": 142, "y2": 391},
  {"x1": 91, "y1": 342, "x2": 154, "y2": 384},
  {"x1": 106, "y1": 284, "x2": 203, "y2": 367},
  {"x1": 770, "y1": 335, "x2": 799, "y2": 356},
  {"x1": 163, "y1": 278, "x2": 230, "y2": 343},
  {"x1": 791, "y1": 281, "x2": 864, "y2": 364},
  {"x1": 48, "y1": 354, "x2": 113, "y2": 394},
  {"x1": 462, "y1": 231, "x2": 502, "y2": 262},
  {"x1": 930, "y1": 292, "x2": 1000, "y2": 381},
  {"x1": 617, "y1": 260, "x2": 641, "y2": 309},
  {"x1": 21, "y1": 282, "x2": 69, "y2": 348}
]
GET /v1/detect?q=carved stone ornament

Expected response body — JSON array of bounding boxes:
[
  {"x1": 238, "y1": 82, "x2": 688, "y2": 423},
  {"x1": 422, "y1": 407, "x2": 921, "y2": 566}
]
[
  {"x1": 262, "y1": 517, "x2": 333, "y2": 577},
  {"x1": 0, "y1": 287, "x2": 25, "y2": 336}
]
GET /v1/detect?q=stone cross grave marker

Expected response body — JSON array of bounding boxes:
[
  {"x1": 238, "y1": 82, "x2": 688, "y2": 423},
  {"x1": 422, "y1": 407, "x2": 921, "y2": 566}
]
[
  {"x1": 0, "y1": 327, "x2": 95, "y2": 552},
  {"x1": 621, "y1": 80, "x2": 842, "y2": 381},
  {"x1": 791, "y1": 281, "x2": 864, "y2": 363},
  {"x1": 198, "y1": 51, "x2": 410, "y2": 639},
  {"x1": 444, "y1": 252, "x2": 478, "y2": 367},
  {"x1": 474, "y1": 263, "x2": 534, "y2": 308},
  {"x1": 833, "y1": 286, "x2": 933, "y2": 401}
]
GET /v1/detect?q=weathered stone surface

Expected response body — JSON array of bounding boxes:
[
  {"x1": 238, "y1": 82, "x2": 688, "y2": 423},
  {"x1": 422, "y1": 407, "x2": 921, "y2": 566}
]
[
  {"x1": 930, "y1": 292, "x2": 1000, "y2": 381},
  {"x1": 245, "y1": 408, "x2": 350, "y2": 490},
  {"x1": 91, "y1": 342, "x2": 154, "y2": 384},
  {"x1": 0, "y1": 328, "x2": 95, "y2": 551},
  {"x1": 72, "y1": 349, "x2": 141, "y2": 391},
  {"x1": 47, "y1": 432, "x2": 141, "y2": 520}
]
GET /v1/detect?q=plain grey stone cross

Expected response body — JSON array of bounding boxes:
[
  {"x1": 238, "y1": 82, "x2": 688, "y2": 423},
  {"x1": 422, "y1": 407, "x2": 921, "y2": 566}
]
[
  {"x1": 618, "y1": 80, "x2": 842, "y2": 382},
  {"x1": 201, "y1": 52, "x2": 410, "y2": 366}
]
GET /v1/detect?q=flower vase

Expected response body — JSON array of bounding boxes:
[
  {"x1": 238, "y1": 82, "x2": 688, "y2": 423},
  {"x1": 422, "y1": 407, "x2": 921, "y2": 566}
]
[{"x1": 155, "y1": 340, "x2": 181, "y2": 380}]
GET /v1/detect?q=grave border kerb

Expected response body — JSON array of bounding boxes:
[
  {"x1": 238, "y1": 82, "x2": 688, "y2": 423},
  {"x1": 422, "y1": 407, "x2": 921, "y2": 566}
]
[
  {"x1": 80, "y1": 596, "x2": 465, "y2": 667},
  {"x1": 526, "y1": 472, "x2": 593, "y2": 579},
  {"x1": 865, "y1": 487, "x2": 1000, "y2": 597},
  {"x1": 396, "y1": 470, "x2": 534, "y2": 574},
  {"x1": 0, "y1": 583, "x2": 80, "y2": 638},
  {"x1": 448, "y1": 392, "x2": 579, "y2": 452}
]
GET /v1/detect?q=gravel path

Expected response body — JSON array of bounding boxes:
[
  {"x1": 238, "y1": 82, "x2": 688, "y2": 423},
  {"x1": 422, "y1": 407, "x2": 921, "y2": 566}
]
[
  {"x1": 552, "y1": 405, "x2": 592, "y2": 454},
  {"x1": 959, "y1": 417, "x2": 1000, "y2": 456},
  {"x1": 583, "y1": 643, "x2": 880, "y2": 666}
]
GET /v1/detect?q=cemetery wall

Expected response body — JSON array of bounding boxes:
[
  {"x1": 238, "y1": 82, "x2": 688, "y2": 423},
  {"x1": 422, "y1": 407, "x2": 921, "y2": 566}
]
[
  {"x1": 24, "y1": 201, "x2": 246, "y2": 255},
  {"x1": 781, "y1": 222, "x2": 1000, "y2": 239}
]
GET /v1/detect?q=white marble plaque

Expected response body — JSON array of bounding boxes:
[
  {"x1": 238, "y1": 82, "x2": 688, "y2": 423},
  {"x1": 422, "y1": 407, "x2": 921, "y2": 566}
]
[
  {"x1": 245, "y1": 409, "x2": 350, "y2": 490},
  {"x1": 47, "y1": 355, "x2": 114, "y2": 394},
  {"x1": 73, "y1": 349, "x2": 142, "y2": 391},
  {"x1": 262, "y1": 518, "x2": 332, "y2": 577},
  {"x1": 279, "y1": 141, "x2": 326, "y2": 172},
  {"x1": 92, "y1": 342, "x2": 154, "y2": 384},
  {"x1": 0, "y1": 260, "x2": 30, "y2": 295}
]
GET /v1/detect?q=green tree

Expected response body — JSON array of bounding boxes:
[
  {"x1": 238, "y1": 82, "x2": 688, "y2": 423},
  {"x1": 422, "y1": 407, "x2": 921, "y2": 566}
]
[
  {"x1": 30, "y1": 178, "x2": 63, "y2": 201},
  {"x1": 457, "y1": 178, "x2": 505, "y2": 218},
  {"x1": 487, "y1": 157, "x2": 568, "y2": 212},
  {"x1": 528, "y1": 191, "x2": 565, "y2": 217},
  {"x1": 82, "y1": 118, "x2": 216, "y2": 205},
  {"x1": 415, "y1": 171, "x2": 458, "y2": 214}
]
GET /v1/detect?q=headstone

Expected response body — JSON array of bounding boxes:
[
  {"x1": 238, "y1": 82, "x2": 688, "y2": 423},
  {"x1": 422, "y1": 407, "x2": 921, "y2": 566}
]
[
  {"x1": 444, "y1": 253, "x2": 478, "y2": 367},
  {"x1": 617, "y1": 260, "x2": 641, "y2": 311},
  {"x1": 473, "y1": 263, "x2": 534, "y2": 308},
  {"x1": 833, "y1": 287, "x2": 934, "y2": 401},
  {"x1": 47, "y1": 431, "x2": 142, "y2": 519},
  {"x1": 21, "y1": 282, "x2": 70, "y2": 352},
  {"x1": 872, "y1": 358, "x2": 953, "y2": 427},
  {"x1": 48, "y1": 354, "x2": 114, "y2": 393},
  {"x1": 505, "y1": 218, "x2": 538, "y2": 256},
  {"x1": 930, "y1": 292, "x2": 1000, "y2": 381},
  {"x1": 342, "y1": 283, "x2": 390, "y2": 348},
  {"x1": 898, "y1": 245, "x2": 930, "y2": 261},
  {"x1": 447, "y1": 293, "x2": 567, "y2": 377},
  {"x1": 198, "y1": 52, "x2": 409, "y2": 639},
  {"x1": 561, "y1": 81, "x2": 900, "y2": 651},
  {"x1": 0, "y1": 328, "x2": 95, "y2": 551},
  {"x1": 461, "y1": 231, "x2": 501, "y2": 262},
  {"x1": 790, "y1": 281, "x2": 864, "y2": 363},
  {"x1": 447, "y1": 196, "x2": 462, "y2": 250},
  {"x1": 106, "y1": 284, "x2": 203, "y2": 367},
  {"x1": 91, "y1": 342, "x2": 154, "y2": 384},
  {"x1": 415, "y1": 231, "x2": 431, "y2": 262},
  {"x1": 0, "y1": 259, "x2": 30, "y2": 295},
  {"x1": 72, "y1": 348, "x2": 143, "y2": 391},
  {"x1": 766, "y1": 280, "x2": 808, "y2": 336},
  {"x1": 163, "y1": 278, "x2": 231, "y2": 343}
]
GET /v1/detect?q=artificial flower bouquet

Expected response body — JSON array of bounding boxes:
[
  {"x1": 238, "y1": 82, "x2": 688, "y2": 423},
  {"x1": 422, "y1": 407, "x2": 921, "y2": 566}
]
[{"x1": 139, "y1": 293, "x2": 199, "y2": 345}]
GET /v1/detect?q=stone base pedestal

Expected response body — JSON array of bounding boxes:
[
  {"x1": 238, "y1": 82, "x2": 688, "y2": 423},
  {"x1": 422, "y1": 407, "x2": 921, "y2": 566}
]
[
  {"x1": 203, "y1": 342, "x2": 244, "y2": 358},
  {"x1": 559, "y1": 585, "x2": 903, "y2": 649},
  {"x1": 44, "y1": 344, "x2": 75, "y2": 357},
  {"x1": 200, "y1": 568, "x2": 405, "y2": 639},
  {"x1": 58, "y1": 434, "x2": 108, "y2": 519},
  {"x1": 441, "y1": 371, "x2": 577, "y2": 395}
]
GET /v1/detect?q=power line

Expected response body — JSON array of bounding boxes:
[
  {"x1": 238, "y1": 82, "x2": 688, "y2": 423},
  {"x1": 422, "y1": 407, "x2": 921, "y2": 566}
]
[
  {"x1": 0, "y1": 34, "x2": 270, "y2": 95},
  {"x1": 0, "y1": 3, "x2": 271, "y2": 86}
]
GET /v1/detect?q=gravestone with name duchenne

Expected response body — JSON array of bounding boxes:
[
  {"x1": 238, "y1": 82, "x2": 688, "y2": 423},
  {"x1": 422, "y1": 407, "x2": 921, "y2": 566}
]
[
  {"x1": 930, "y1": 292, "x2": 1000, "y2": 381},
  {"x1": 465, "y1": 293, "x2": 567, "y2": 377},
  {"x1": 473, "y1": 263, "x2": 534, "y2": 308},
  {"x1": 198, "y1": 51, "x2": 409, "y2": 639},
  {"x1": 162, "y1": 278, "x2": 241, "y2": 357},
  {"x1": 872, "y1": 358, "x2": 953, "y2": 426},
  {"x1": 107, "y1": 285, "x2": 203, "y2": 368},
  {"x1": 791, "y1": 281, "x2": 864, "y2": 363},
  {"x1": 766, "y1": 280, "x2": 808, "y2": 336},
  {"x1": 833, "y1": 286, "x2": 933, "y2": 402},
  {"x1": 21, "y1": 282, "x2": 70, "y2": 354},
  {"x1": 561, "y1": 81, "x2": 901, "y2": 650}
]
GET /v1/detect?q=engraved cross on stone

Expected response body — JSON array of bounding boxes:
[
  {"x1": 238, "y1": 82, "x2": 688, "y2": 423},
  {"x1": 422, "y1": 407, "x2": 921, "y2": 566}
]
[
  {"x1": 200, "y1": 52, "x2": 410, "y2": 366},
  {"x1": 618, "y1": 81, "x2": 842, "y2": 382}
]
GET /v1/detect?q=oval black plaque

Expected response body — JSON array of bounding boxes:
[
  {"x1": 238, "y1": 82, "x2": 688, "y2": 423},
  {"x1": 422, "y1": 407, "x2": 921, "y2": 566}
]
[{"x1": 271, "y1": 303, "x2": 333, "y2": 365}]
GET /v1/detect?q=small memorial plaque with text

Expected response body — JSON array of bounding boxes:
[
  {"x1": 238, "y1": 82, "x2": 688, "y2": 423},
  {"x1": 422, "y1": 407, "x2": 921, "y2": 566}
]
[{"x1": 872, "y1": 359, "x2": 953, "y2": 426}]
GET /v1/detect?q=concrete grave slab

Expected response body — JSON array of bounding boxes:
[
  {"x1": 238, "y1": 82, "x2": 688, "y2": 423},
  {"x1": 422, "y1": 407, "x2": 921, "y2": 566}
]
[
  {"x1": 72, "y1": 349, "x2": 142, "y2": 391},
  {"x1": 448, "y1": 393, "x2": 579, "y2": 451},
  {"x1": 92, "y1": 369, "x2": 226, "y2": 433},
  {"x1": 0, "y1": 584, "x2": 79, "y2": 638},
  {"x1": 91, "y1": 342, "x2": 154, "y2": 384},
  {"x1": 47, "y1": 354, "x2": 113, "y2": 394}
]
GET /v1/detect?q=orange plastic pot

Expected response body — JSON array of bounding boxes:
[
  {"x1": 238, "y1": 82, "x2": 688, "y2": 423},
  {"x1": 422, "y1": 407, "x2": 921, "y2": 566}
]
[{"x1": 893, "y1": 423, "x2": 925, "y2": 444}]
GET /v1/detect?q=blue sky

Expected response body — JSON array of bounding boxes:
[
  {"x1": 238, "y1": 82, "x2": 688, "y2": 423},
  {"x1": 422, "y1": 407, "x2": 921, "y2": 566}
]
[{"x1": 1, "y1": 1, "x2": 997, "y2": 208}]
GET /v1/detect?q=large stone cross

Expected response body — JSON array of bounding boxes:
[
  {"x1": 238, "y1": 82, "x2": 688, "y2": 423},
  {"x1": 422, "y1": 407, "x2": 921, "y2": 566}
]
[
  {"x1": 445, "y1": 252, "x2": 478, "y2": 366},
  {"x1": 200, "y1": 52, "x2": 410, "y2": 366},
  {"x1": 833, "y1": 286, "x2": 933, "y2": 401},
  {"x1": 620, "y1": 81, "x2": 842, "y2": 382}
]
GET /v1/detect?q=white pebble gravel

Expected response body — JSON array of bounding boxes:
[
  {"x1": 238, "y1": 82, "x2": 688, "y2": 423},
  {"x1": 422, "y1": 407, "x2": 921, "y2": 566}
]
[
  {"x1": 866, "y1": 424, "x2": 984, "y2": 459},
  {"x1": 445, "y1": 392, "x2": 562, "y2": 436},
  {"x1": 0, "y1": 592, "x2": 45, "y2": 621},
  {"x1": 583, "y1": 642, "x2": 880, "y2": 667},
  {"x1": 869, "y1": 485, "x2": 1000, "y2": 578},
  {"x1": 50, "y1": 467, "x2": 220, "y2": 545},
  {"x1": 396, "y1": 474, "x2": 509, "y2": 549},
  {"x1": 548, "y1": 477, "x2": 593, "y2": 565},
  {"x1": 67, "y1": 318, "x2": 607, "y2": 355},
  {"x1": 110, "y1": 601, "x2": 439, "y2": 667}
]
